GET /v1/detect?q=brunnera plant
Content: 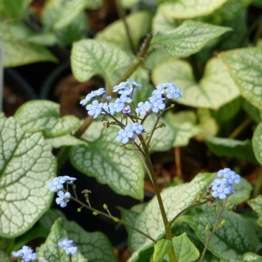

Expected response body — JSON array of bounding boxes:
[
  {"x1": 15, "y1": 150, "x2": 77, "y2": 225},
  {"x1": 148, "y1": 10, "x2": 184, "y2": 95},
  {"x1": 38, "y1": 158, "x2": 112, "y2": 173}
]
[{"x1": 0, "y1": 0, "x2": 262, "y2": 261}]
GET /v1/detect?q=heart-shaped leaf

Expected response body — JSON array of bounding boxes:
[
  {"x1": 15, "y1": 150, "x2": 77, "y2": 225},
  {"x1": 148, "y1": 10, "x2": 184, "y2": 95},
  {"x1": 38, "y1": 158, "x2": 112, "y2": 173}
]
[
  {"x1": 0, "y1": 117, "x2": 56, "y2": 237},
  {"x1": 71, "y1": 39, "x2": 131, "y2": 87},
  {"x1": 221, "y1": 47, "x2": 262, "y2": 110},
  {"x1": 152, "y1": 57, "x2": 240, "y2": 109},
  {"x1": 14, "y1": 100, "x2": 81, "y2": 138},
  {"x1": 159, "y1": 0, "x2": 227, "y2": 19},
  {"x1": 69, "y1": 122, "x2": 144, "y2": 199},
  {"x1": 152, "y1": 20, "x2": 231, "y2": 57}
]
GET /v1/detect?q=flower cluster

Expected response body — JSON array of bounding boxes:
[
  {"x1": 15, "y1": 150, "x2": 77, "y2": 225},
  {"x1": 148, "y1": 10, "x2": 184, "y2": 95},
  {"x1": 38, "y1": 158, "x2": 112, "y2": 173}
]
[
  {"x1": 80, "y1": 80, "x2": 181, "y2": 145},
  {"x1": 47, "y1": 176, "x2": 77, "y2": 208},
  {"x1": 12, "y1": 246, "x2": 37, "y2": 262},
  {"x1": 116, "y1": 123, "x2": 144, "y2": 144},
  {"x1": 136, "y1": 82, "x2": 182, "y2": 116},
  {"x1": 211, "y1": 168, "x2": 241, "y2": 199},
  {"x1": 58, "y1": 238, "x2": 77, "y2": 255},
  {"x1": 80, "y1": 80, "x2": 181, "y2": 119}
]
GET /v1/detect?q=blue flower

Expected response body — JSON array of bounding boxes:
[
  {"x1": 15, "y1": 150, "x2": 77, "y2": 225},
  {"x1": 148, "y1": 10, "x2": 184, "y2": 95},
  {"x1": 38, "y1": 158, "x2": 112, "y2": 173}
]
[
  {"x1": 93, "y1": 87, "x2": 106, "y2": 96},
  {"x1": 113, "y1": 79, "x2": 142, "y2": 95},
  {"x1": 149, "y1": 95, "x2": 166, "y2": 113},
  {"x1": 165, "y1": 85, "x2": 182, "y2": 99},
  {"x1": 211, "y1": 168, "x2": 240, "y2": 200},
  {"x1": 135, "y1": 101, "x2": 151, "y2": 116},
  {"x1": 12, "y1": 246, "x2": 37, "y2": 262},
  {"x1": 119, "y1": 94, "x2": 133, "y2": 103},
  {"x1": 58, "y1": 238, "x2": 77, "y2": 255},
  {"x1": 86, "y1": 100, "x2": 103, "y2": 118},
  {"x1": 217, "y1": 168, "x2": 241, "y2": 185},
  {"x1": 80, "y1": 88, "x2": 106, "y2": 105},
  {"x1": 211, "y1": 178, "x2": 234, "y2": 200},
  {"x1": 154, "y1": 83, "x2": 182, "y2": 100},
  {"x1": 108, "y1": 98, "x2": 125, "y2": 115},
  {"x1": 128, "y1": 123, "x2": 144, "y2": 135},
  {"x1": 56, "y1": 191, "x2": 71, "y2": 208},
  {"x1": 116, "y1": 127, "x2": 134, "y2": 144},
  {"x1": 47, "y1": 177, "x2": 65, "y2": 192},
  {"x1": 47, "y1": 176, "x2": 77, "y2": 192}
]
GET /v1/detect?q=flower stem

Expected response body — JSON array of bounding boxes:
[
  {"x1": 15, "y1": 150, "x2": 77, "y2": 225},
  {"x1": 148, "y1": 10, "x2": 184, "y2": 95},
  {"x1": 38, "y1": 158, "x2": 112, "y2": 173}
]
[
  {"x1": 200, "y1": 199, "x2": 227, "y2": 261},
  {"x1": 138, "y1": 138, "x2": 177, "y2": 261},
  {"x1": 69, "y1": 195, "x2": 157, "y2": 243}
]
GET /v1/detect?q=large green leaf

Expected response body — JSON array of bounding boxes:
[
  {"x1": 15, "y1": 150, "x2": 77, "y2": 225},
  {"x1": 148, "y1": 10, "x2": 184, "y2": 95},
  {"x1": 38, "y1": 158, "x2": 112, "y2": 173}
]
[
  {"x1": 252, "y1": 122, "x2": 262, "y2": 165},
  {"x1": 152, "y1": 20, "x2": 231, "y2": 58},
  {"x1": 123, "y1": 173, "x2": 215, "y2": 252},
  {"x1": 39, "y1": 209, "x2": 116, "y2": 261},
  {"x1": 248, "y1": 195, "x2": 262, "y2": 227},
  {"x1": 182, "y1": 206, "x2": 262, "y2": 261},
  {"x1": 69, "y1": 122, "x2": 144, "y2": 199},
  {"x1": 37, "y1": 219, "x2": 87, "y2": 262},
  {"x1": 0, "y1": 117, "x2": 56, "y2": 237},
  {"x1": 159, "y1": 0, "x2": 227, "y2": 19},
  {"x1": 206, "y1": 137, "x2": 257, "y2": 163},
  {"x1": 0, "y1": 22, "x2": 57, "y2": 67},
  {"x1": 221, "y1": 47, "x2": 262, "y2": 110},
  {"x1": 96, "y1": 12, "x2": 152, "y2": 51},
  {"x1": 71, "y1": 39, "x2": 131, "y2": 87},
  {"x1": 152, "y1": 57, "x2": 240, "y2": 109},
  {"x1": 14, "y1": 100, "x2": 81, "y2": 138}
]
